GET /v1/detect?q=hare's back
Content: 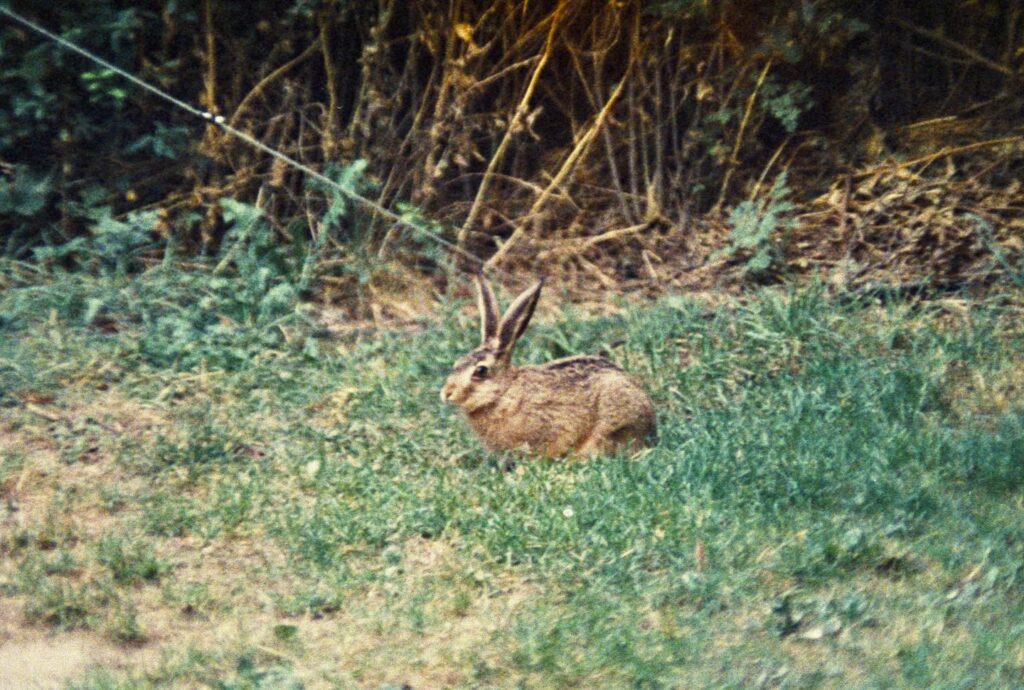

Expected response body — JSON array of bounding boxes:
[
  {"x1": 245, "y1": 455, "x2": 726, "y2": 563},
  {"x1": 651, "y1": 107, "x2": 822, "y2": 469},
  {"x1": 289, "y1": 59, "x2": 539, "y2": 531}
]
[
  {"x1": 537, "y1": 355, "x2": 623, "y2": 377},
  {"x1": 531, "y1": 356, "x2": 654, "y2": 416}
]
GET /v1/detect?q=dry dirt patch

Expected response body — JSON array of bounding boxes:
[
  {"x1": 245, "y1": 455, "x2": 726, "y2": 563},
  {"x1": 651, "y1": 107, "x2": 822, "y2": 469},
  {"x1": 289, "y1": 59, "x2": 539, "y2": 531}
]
[{"x1": 0, "y1": 602, "x2": 147, "y2": 690}]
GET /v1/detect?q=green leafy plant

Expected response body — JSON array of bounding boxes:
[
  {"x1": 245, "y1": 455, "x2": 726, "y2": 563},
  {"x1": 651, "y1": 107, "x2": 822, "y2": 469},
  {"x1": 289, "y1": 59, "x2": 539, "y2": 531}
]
[
  {"x1": 760, "y1": 78, "x2": 813, "y2": 134},
  {"x1": 304, "y1": 158, "x2": 382, "y2": 291},
  {"x1": 0, "y1": 164, "x2": 51, "y2": 217},
  {"x1": 971, "y1": 212, "x2": 1024, "y2": 288},
  {"x1": 0, "y1": 6, "x2": 185, "y2": 259},
  {"x1": 95, "y1": 535, "x2": 167, "y2": 586},
  {"x1": 134, "y1": 199, "x2": 312, "y2": 370},
  {"x1": 715, "y1": 172, "x2": 797, "y2": 279}
]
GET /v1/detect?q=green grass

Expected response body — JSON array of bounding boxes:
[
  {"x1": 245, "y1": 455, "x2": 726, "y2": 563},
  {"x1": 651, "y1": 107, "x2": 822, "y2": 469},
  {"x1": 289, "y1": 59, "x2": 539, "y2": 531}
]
[{"x1": 1, "y1": 266, "x2": 1023, "y2": 688}]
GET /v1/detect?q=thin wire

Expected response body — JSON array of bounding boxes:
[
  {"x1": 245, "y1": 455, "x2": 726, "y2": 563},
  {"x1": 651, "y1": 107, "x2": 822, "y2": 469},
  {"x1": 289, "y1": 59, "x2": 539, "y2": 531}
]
[{"x1": 0, "y1": 6, "x2": 524, "y2": 285}]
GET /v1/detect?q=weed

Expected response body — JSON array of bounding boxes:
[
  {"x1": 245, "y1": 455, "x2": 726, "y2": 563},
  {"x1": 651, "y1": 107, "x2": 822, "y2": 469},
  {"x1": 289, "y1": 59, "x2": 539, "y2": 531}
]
[
  {"x1": 163, "y1": 581, "x2": 215, "y2": 619},
  {"x1": 137, "y1": 489, "x2": 197, "y2": 537},
  {"x1": 18, "y1": 568, "x2": 93, "y2": 629},
  {"x1": 102, "y1": 596, "x2": 146, "y2": 644},
  {"x1": 715, "y1": 172, "x2": 797, "y2": 279},
  {"x1": 99, "y1": 486, "x2": 129, "y2": 513},
  {"x1": 95, "y1": 535, "x2": 167, "y2": 586}
]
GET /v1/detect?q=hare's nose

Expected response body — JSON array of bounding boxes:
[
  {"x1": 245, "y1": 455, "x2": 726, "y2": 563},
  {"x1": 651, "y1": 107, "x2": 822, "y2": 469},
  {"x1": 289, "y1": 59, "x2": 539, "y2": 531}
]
[{"x1": 440, "y1": 384, "x2": 452, "y2": 402}]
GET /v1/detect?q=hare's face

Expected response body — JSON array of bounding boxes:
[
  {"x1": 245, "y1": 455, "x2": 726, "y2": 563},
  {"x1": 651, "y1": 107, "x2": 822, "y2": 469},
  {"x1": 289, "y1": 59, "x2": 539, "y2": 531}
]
[
  {"x1": 441, "y1": 348, "x2": 508, "y2": 412},
  {"x1": 443, "y1": 275, "x2": 542, "y2": 414}
]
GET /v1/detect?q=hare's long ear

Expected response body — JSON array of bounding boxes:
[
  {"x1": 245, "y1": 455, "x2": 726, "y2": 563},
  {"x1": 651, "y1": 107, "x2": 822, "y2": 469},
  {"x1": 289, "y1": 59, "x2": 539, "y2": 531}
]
[
  {"x1": 475, "y1": 272, "x2": 499, "y2": 345},
  {"x1": 496, "y1": 278, "x2": 544, "y2": 358}
]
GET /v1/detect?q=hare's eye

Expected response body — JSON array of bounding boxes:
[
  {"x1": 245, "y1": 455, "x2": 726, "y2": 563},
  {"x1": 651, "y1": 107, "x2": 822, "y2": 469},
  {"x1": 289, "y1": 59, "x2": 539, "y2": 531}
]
[{"x1": 472, "y1": 365, "x2": 489, "y2": 379}]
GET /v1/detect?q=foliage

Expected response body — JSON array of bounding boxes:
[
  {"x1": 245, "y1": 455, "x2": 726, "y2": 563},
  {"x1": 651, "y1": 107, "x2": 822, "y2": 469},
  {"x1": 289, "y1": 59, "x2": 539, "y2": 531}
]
[
  {"x1": 2, "y1": 0, "x2": 1017, "y2": 284},
  {"x1": 0, "y1": 196, "x2": 320, "y2": 371},
  {"x1": 95, "y1": 535, "x2": 168, "y2": 586},
  {"x1": 971, "y1": 212, "x2": 1024, "y2": 289},
  {"x1": 715, "y1": 172, "x2": 797, "y2": 279},
  {"x1": 0, "y1": 3, "x2": 190, "y2": 257},
  {"x1": 0, "y1": 164, "x2": 51, "y2": 217},
  {"x1": 760, "y1": 77, "x2": 814, "y2": 134},
  {"x1": 29, "y1": 205, "x2": 161, "y2": 277}
]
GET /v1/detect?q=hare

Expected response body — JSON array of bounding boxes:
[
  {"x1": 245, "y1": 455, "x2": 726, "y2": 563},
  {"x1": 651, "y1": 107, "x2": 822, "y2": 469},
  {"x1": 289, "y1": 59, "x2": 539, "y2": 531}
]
[{"x1": 441, "y1": 274, "x2": 657, "y2": 458}]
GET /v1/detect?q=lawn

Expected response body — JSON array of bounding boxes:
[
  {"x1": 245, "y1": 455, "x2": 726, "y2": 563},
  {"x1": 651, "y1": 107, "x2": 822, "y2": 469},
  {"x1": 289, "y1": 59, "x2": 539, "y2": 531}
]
[{"x1": 1, "y1": 267, "x2": 1023, "y2": 688}]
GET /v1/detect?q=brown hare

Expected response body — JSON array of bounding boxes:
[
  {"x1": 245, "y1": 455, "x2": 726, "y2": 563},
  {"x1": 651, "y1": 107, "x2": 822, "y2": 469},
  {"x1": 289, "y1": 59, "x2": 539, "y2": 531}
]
[{"x1": 441, "y1": 274, "x2": 657, "y2": 458}]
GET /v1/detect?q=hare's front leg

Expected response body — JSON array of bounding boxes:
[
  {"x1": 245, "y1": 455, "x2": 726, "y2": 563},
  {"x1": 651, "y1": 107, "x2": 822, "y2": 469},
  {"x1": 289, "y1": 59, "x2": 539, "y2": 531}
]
[{"x1": 574, "y1": 434, "x2": 611, "y2": 457}]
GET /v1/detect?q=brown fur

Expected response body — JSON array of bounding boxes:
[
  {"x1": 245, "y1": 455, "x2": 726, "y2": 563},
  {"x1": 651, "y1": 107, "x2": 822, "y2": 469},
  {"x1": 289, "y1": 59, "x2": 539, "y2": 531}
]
[{"x1": 441, "y1": 276, "x2": 657, "y2": 458}]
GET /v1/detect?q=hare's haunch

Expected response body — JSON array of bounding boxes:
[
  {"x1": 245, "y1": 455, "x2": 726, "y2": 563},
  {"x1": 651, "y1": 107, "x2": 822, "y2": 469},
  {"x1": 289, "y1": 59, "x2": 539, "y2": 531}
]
[{"x1": 441, "y1": 275, "x2": 657, "y2": 458}]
